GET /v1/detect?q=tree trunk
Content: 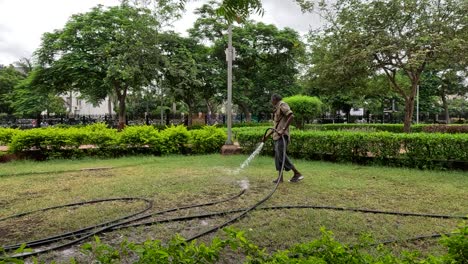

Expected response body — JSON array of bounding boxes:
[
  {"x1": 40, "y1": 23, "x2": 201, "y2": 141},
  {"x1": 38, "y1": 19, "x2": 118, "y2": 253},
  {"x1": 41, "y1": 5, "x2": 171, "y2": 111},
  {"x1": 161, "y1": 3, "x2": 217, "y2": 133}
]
[
  {"x1": 440, "y1": 89, "x2": 450, "y2": 124},
  {"x1": 403, "y1": 95, "x2": 416, "y2": 133},
  {"x1": 186, "y1": 103, "x2": 193, "y2": 127},
  {"x1": 205, "y1": 100, "x2": 213, "y2": 125},
  {"x1": 239, "y1": 103, "x2": 250, "y2": 124},
  {"x1": 108, "y1": 94, "x2": 113, "y2": 117},
  {"x1": 115, "y1": 85, "x2": 127, "y2": 131},
  {"x1": 36, "y1": 113, "x2": 42, "y2": 128}
]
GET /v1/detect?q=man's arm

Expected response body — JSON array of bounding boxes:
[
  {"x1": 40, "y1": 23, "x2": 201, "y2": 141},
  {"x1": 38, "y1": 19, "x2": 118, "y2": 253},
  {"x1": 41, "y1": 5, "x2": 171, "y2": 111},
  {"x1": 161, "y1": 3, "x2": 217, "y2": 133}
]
[{"x1": 277, "y1": 113, "x2": 293, "y2": 135}]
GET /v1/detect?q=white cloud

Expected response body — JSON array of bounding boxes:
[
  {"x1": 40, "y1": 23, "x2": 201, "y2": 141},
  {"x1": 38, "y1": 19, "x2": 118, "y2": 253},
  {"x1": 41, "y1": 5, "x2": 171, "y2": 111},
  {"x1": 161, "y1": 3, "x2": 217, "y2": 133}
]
[{"x1": 0, "y1": 0, "x2": 324, "y2": 65}]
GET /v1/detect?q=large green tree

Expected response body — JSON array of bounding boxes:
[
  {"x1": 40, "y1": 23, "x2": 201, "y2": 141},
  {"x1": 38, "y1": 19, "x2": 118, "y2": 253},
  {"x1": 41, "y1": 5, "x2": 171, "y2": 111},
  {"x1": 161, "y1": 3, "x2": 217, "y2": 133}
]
[
  {"x1": 159, "y1": 32, "x2": 206, "y2": 125},
  {"x1": 0, "y1": 65, "x2": 25, "y2": 115},
  {"x1": 11, "y1": 68, "x2": 66, "y2": 120},
  {"x1": 35, "y1": 4, "x2": 162, "y2": 129},
  {"x1": 306, "y1": 0, "x2": 467, "y2": 132},
  {"x1": 187, "y1": 3, "x2": 304, "y2": 121}
]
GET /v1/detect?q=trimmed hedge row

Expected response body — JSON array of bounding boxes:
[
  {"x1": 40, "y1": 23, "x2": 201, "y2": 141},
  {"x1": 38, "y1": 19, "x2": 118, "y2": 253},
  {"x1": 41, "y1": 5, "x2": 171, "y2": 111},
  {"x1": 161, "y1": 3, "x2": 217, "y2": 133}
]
[
  {"x1": 422, "y1": 124, "x2": 468, "y2": 133},
  {"x1": 4, "y1": 124, "x2": 226, "y2": 159},
  {"x1": 237, "y1": 130, "x2": 468, "y2": 168},
  {"x1": 304, "y1": 124, "x2": 427, "y2": 133},
  {"x1": 304, "y1": 123, "x2": 468, "y2": 133}
]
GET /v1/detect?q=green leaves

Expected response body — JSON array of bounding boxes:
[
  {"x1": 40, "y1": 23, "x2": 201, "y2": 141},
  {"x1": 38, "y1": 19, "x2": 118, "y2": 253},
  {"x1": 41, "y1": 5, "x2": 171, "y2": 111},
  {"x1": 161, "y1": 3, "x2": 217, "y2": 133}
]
[
  {"x1": 190, "y1": 126, "x2": 227, "y2": 154},
  {"x1": 217, "y1": 0, "x2": 264, "y2": 23},
  {"x1": 22, "y1": 223, "x2": 468, "y2": 263}
]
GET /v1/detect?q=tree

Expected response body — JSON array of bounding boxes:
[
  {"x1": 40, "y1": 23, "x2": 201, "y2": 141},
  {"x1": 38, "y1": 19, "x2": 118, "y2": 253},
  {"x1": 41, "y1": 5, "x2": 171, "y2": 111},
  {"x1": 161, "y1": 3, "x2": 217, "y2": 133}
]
[
  {"x1": 0, "y1": 65, "x2": 25, "y2": 114},
  {"x1": 35, "y1": 4, "x2": 162, "y2": 129},
  {"x1": 159, "y1": 32, "x2": 206, "y2": 126},
  {"x1": 11, "y1": 69, "x2": 66, "y2": 119},
  {"x1": 306, "y1": 0, "x2": 467, "y2": 132},
  {"x1": 187, "y1": 3, "x2": 305, "y2": 121},
  {"x1": 210, "y1": 21, "x2": 304, "y2": 119}
]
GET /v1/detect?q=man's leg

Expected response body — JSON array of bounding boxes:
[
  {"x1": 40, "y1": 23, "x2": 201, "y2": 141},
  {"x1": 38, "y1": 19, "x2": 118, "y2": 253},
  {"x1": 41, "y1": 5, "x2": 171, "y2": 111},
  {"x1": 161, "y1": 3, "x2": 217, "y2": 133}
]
[
  {"x1": 273, "y1": 140, "x2": 284, "y2": 183},
  {"x1": 281, "y1": 137, "x2": 303, "y2": 182}
]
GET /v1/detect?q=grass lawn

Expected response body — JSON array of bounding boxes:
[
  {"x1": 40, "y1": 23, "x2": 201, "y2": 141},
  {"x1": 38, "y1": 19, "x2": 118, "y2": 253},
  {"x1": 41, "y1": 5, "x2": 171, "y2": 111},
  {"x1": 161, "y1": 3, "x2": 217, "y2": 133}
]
[{"x1": 0, "y1": 154, "x2": 467, "y2": 263}]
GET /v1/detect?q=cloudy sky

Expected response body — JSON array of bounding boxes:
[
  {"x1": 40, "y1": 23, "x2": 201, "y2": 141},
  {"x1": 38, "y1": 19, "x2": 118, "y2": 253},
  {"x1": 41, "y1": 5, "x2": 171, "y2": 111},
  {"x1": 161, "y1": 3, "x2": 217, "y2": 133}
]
[{"x1": 0, "y1": 0, "x2": 324, "y2": 65}]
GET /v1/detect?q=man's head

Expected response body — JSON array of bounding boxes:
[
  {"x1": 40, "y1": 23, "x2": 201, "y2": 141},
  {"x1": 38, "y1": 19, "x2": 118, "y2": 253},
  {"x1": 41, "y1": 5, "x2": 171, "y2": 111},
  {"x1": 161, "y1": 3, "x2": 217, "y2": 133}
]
[{"x1": 271, "y1": 94, "x2": 282, "y2": 106}]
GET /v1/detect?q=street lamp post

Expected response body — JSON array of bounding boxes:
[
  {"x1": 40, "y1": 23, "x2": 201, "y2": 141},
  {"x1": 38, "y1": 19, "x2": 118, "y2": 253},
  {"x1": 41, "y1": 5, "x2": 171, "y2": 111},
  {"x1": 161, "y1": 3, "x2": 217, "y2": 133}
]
[{"x1": 225, "y1": 24, "x2": 233, "y2": 145}]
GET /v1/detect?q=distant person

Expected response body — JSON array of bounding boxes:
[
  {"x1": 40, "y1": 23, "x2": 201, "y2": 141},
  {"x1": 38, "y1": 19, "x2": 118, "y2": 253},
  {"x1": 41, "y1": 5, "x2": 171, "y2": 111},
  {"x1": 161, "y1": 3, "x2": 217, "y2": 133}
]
[{"x1": 262, "y1": 94, "x2": 303, "y2": 183}]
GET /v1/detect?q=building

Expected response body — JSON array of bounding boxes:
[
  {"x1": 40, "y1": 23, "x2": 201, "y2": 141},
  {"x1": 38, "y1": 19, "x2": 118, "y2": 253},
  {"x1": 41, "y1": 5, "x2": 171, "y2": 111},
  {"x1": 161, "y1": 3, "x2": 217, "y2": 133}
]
[{"x1": 60, "y1": 92, "x2": 114, "y2": 116}]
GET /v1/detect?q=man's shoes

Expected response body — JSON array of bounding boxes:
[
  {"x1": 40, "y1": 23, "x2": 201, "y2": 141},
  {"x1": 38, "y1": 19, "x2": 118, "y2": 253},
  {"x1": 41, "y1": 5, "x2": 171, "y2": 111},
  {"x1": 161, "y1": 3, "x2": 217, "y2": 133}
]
[
  {"x1": 272, "y1": 177, "x2": 283, "y2": 183},
  {"x1": 289, "y1": 174, "x2": 304, "y2": 183}
]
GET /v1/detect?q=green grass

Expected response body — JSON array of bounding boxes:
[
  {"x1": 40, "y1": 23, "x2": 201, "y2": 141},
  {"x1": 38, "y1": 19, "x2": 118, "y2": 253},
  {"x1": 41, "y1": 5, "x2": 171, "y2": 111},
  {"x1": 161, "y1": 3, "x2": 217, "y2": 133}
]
[{"x1": 0, "y1": 155, "x2": 467, "y2": 263}]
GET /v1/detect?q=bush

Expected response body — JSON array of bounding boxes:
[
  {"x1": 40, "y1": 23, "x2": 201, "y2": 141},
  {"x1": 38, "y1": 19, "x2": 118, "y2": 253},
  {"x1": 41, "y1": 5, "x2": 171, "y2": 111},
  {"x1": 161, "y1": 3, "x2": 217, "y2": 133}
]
[
  {"x1": 159, "y1": 125, "x2": 190, "y2": 154},
  {"x1": 304, "y1": 124, "x2": 427, "y2": 133},
  {"x1": 190, "y1": 126, "x2": 227, "y2": 154},
  {"x1": 283, "y1": 95, "x2": 323, "y2": 129},
  {"x1": 0, "y1": 128, "x2": 20, "y2": 145},
  {"x1": 9, "y1": 128, "x2": 79, "y2": 153},
  {"x1": 119, "y1": 125, "x2": 162, "y2": 153},
  {"x1": 440, "y1": 222, "x2": 468, "y2": 262},
  {"x1": 6, "y1": 125, "x2": 228, "y2": 159},
  {"x1": 236, "y1": 130, "x2": 468, "y2": 168},
  {"x1": 6, "y1": 125, "x2": 230, "y2": 158},
  {"x1": 422, "y1": 125, "x2": 468, "y2": 134}
]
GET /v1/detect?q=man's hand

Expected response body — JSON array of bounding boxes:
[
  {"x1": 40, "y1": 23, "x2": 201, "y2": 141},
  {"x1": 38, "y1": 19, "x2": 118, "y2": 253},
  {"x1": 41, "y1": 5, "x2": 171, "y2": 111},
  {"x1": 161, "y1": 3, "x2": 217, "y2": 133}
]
[{"x1": 277, "y1": 128, "x2": 285, "y2": 136}]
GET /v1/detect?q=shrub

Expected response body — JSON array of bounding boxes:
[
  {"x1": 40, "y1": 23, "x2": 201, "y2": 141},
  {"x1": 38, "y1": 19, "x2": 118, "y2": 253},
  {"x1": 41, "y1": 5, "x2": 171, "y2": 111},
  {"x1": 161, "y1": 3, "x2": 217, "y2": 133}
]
[
  {"x1": 304, "y1": 124, "x2": 427, "y2": 133},
  {"x1": 119, "y1": 125, "x2": 162, "y2": 152},
  {"x1": 440, "y1": 222, "x2": 468, "y2": 262},
  {"x1": 8, "y1": 125, "x2": 117, "y2": 158},
  {"x1": 190, "y1": 126, "x2": 227, "y2": 154},
  {"x1": 422, "y1": 125, "x2": 468, "y2": 134},
  {"x1": 0, "y1": 128, "x2": 20, "y2": 145},
  {"x1": 159, "y1": 125, "x2": 190, "y2": 154},
  {"x1": 283, "y1": 95, "x2": 323, "y2": 129},
  {"x1": 9, "y1": 128, "x2": 77, "y2": 153},
  {"x1": 5, "y1": 125, "x2": 229, "y2": 159}
]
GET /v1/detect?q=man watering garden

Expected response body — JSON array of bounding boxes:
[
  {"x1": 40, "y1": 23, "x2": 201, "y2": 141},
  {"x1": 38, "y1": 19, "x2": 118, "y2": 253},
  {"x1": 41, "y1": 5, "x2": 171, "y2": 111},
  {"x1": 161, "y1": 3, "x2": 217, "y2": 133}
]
[{"x1": 263, "y1": 94, "x2": 304, "y2": 183}]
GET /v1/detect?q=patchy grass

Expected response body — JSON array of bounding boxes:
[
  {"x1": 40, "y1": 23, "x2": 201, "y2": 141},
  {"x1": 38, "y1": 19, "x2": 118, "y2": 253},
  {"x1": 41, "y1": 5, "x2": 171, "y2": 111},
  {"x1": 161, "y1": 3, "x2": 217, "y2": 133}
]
[{"x1": 0, "y1": 155, "x2": 467, "y2": 262}]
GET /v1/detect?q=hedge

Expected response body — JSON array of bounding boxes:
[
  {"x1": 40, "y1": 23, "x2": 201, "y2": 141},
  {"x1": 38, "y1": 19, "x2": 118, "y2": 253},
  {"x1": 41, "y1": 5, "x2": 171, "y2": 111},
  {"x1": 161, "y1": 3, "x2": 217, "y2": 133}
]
[
  {"x1": 0, "y1": 128, "x2": 20, "y2": 145},
  {"x1": 304, "y1": 123, "x2": 468, "y2": 133},
  {"x1": 422, "y1": 124, "x2": 468, "y2": 134},
  {"x1": 237, "y1": 130, "x2": 468, "y2": 168},
  {"x1": 304, "y1": 124, "x2": 427, "y2": 133},
  {"x1": 190, "y1": 126, "x2": 227, "y2": 154},
  {"x1": 4, "y1": 124, "x2": 226, "y2": 159}
]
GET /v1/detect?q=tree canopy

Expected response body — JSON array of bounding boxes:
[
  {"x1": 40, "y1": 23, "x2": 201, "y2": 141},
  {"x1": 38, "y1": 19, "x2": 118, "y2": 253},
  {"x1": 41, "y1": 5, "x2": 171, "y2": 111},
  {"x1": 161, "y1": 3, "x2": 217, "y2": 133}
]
[
  {"x1": 307, "y1": 0, "x2": 467, "y2": 131},
  {"x1": 35, "y1": 4, "x2": 162, "y2": 129}
]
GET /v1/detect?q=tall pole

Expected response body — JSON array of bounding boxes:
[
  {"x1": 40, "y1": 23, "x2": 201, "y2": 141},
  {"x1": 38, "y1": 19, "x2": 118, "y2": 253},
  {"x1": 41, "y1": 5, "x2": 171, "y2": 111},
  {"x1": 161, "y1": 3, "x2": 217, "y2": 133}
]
[
  {"x1": 226, "y1": 24, "x2": 233, "y2": 145},
  {"x1": 416, "y1": 85, "x2": 419, "y2": 124}
]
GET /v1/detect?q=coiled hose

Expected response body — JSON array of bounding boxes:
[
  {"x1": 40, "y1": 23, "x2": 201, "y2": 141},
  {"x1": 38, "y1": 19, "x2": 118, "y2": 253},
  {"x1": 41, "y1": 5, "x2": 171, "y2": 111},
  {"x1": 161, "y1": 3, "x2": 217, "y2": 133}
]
[{"x1": 1, "y1": 128, "x2": 466, "y2": 259}]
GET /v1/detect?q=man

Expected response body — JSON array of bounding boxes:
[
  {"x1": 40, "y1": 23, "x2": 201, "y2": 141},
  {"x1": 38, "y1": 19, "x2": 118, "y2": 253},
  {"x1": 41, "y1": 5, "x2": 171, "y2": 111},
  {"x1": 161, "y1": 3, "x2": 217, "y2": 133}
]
[{"x1": 262, "y1": 94, "x2": 304, "y2": 183}]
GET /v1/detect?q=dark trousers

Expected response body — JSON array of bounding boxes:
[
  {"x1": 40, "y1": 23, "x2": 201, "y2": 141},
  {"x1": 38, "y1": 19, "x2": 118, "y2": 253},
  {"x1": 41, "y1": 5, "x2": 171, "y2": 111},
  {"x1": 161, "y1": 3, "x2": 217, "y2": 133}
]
[{"x1": 274, "y1": 136, "x2": 294, "y2": 172}]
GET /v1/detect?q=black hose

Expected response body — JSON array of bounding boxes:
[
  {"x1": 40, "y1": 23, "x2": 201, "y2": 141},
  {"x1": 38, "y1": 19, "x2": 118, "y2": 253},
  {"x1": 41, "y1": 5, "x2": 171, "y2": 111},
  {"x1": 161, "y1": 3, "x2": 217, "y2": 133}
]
[
  {"x1": 185, "y1": 128, "x2": 285, "y2": 242},
  {"x1": 1, "y1": 190, "x2": 245, "y2": 258}
]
